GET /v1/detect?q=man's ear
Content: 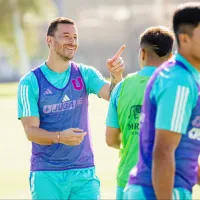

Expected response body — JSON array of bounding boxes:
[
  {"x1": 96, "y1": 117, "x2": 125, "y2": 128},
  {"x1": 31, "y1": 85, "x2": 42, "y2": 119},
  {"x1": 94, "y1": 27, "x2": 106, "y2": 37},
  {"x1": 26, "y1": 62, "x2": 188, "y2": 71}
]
[
  {"x1": 178, "y1": 33, "x2": 191, "y2": 47},
  {"x1": 47, "y1": 36, "x2": 53, "y2": 48},
  {"x1": 141, "y1": 48, "x2": 146, "y2": 61}
]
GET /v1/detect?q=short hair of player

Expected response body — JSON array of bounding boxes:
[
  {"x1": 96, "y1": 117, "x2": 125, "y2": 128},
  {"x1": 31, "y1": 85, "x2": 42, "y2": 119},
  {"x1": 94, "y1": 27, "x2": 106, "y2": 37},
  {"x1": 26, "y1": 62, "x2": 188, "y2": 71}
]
[
  {"x1": 47, "y1": 17, "x2": 75, "y2": 37},
  {"x1": 140, "y1": 26, "x2": 174, "y2": 57},
  {"x1": 173, "y1": 2, "x2": 200, "y2": 46}
]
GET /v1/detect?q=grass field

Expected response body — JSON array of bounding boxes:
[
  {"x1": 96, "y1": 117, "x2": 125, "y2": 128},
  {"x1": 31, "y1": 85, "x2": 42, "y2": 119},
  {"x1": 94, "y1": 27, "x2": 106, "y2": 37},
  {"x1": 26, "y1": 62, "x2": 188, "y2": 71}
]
[{"x1": 0, "y1": 83, "x2": 199, "y2": 199}]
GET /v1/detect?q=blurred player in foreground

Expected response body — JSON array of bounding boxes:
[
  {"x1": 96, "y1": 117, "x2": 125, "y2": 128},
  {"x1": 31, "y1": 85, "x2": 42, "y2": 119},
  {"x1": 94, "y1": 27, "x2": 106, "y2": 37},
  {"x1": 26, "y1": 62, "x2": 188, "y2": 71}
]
[{"x1": 125, "y1": 2, "x2": 200, "y2": 200}]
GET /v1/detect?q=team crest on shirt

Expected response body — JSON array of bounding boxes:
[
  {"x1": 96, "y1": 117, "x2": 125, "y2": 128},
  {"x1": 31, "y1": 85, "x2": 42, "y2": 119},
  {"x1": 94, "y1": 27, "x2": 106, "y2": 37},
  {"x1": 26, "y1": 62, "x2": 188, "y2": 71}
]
[
  {"x1": 127, "y1": 105, "x2": 141, "y2": 134},
  {"x1": 72, "y1": 77, "x2": 83, "y2": 91},
  {"x1": 128, "y1": 105, "x2": 141, "y2": 119}
]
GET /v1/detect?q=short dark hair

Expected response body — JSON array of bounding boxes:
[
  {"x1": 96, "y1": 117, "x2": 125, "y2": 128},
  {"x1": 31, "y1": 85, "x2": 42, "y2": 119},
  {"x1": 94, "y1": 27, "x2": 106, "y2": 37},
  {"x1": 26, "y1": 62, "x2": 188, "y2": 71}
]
[
  {"x1": 173, "y1": 2, "x2": 200, "y2": 46},
  {"x1": 140, "y1": 26, "x2": 174, "y2": 57},
  {"x1": 47, "y1": 17, "x2": 75, "y2": 36}
]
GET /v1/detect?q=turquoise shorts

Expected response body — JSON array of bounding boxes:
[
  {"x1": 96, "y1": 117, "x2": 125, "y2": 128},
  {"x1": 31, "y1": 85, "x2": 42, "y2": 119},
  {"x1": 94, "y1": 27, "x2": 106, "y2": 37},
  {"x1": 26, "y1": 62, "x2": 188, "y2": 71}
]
[
  {"x1": 116, "y1": 186, "x2": 124, "y2": 200},
  {"x1": 29, "y1": 167, "x2": 100, "y2": 200},
  {"x1": 124, "y1": 184, "x2": 192, "y2": 200}
]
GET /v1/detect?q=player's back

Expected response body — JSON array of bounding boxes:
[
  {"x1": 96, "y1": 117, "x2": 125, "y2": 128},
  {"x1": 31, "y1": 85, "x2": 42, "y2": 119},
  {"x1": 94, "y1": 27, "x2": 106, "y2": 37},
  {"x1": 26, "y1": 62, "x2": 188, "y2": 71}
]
[
  {"x1": 117, "y1": 70, "x2": 154, "y2": 188},
  {"x1": 129, "y1": 58, "x2": 200, "y2": 192}
]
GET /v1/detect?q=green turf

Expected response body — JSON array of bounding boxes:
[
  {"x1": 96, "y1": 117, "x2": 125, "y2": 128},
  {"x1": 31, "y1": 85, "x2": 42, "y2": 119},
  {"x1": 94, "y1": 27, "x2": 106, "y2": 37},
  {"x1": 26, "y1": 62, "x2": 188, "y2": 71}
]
[{"x1": 0, "y1": 83, "x2": 199, "y2": 199}]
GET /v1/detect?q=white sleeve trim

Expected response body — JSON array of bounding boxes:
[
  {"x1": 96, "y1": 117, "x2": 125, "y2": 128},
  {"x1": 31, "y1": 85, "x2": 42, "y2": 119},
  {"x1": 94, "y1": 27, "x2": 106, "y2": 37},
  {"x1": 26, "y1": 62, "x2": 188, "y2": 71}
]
[
  {"x1": 20, "y1": 85, "x2": 31, "y2": 116},
  {"x1": 171, "y1": 86, "x2": 189, "y2": 133}
]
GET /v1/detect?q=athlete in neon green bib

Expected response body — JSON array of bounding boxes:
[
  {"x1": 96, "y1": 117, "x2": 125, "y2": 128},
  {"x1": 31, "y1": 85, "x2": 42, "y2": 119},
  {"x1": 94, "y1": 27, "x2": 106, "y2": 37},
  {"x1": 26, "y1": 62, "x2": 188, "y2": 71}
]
[
  {"x1": 105, "y1": 26, "x2": 174, "y2": 199},
  {"x1": 117, "y1": 72, "x2": 152, "y2": 188}
]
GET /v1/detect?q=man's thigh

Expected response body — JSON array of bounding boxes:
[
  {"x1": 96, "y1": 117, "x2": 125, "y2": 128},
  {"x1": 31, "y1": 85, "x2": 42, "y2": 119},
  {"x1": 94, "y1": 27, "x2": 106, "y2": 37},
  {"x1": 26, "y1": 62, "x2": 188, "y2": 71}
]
[
  {"x1": 124, "y1": 184, "x2": 150, "y2": 200},
  {"x1": 69, "y1": 167, "x2": 100, "y2": 200},
  {"x1": 173, "y1": 188, "x2": 192, "y2": 200},
  {"x1": 124, "y1": 184, "x2": 192, "y2": 200},
  {"x1": 30, "y1": 171, "x2": 70, "y2": 200}
]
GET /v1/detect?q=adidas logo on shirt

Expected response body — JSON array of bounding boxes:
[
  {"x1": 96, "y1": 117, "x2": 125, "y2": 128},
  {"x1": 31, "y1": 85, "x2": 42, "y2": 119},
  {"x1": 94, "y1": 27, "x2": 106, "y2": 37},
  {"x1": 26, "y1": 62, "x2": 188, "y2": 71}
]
[
  {"x1": 62, "y1": 95, "x2": 70, "y2": 102},
  {"x1": 44, "y1": 89, "x2": 53, "y2": 95}
]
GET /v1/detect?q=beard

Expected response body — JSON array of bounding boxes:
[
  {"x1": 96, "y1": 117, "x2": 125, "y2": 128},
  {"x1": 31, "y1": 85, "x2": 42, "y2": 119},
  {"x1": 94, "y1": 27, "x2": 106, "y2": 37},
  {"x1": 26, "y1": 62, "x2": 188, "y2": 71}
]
[
  {"x1": 56, "y1": 50, "x2": 73, "y2": 61},
  {"x1": 54, "y1": 41, "x2": 76, "y2": 61}
]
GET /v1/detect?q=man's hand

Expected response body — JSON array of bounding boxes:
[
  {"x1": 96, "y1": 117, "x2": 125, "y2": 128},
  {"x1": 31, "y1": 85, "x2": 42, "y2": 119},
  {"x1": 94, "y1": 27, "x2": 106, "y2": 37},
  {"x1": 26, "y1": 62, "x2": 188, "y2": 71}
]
[
  {"x1": 60, "y1": 128, "x2": 87, "y2": 146},
  {"x1": 107, "y1": 45, "x2": 126, "y2": 80},
  {"x1": 98, "y1": 45, "x2": 126, "y2": 100},
  {"x1": 107, "y1": 45, "x2": 126, "y2": 94}
]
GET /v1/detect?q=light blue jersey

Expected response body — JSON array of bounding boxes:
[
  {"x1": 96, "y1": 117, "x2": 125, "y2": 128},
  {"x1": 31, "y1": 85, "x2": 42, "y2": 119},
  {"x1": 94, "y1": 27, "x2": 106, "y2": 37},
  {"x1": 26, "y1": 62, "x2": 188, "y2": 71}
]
[
  {"x1": 128, "y1": 53, "x2": 200, "y2": 199},
  {"x1": 17, "y1": 61, "x2": 107, "y2": 199},
  {"x1": 18, "y1": 62, "x2": 107, "y2": 119},
  {"x1": 151, "y1": 54, "x2": 199, "y2": 133}
]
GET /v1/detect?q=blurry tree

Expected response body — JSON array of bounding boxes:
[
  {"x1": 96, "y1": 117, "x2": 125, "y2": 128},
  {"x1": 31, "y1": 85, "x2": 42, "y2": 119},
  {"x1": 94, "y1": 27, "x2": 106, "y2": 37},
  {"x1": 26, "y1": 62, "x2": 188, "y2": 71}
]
[{"x1": 0, "y1": 0, "x2": 56, "y2": 76}]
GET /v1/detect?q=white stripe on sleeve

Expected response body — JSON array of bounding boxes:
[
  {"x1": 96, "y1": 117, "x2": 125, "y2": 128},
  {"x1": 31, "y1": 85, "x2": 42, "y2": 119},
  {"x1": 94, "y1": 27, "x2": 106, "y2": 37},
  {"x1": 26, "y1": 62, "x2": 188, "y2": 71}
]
[
  {"x1": 21, "y1": 85, "x2": 31, "y2": 117},
  {"x1": 171, "y1": 86, "x2": 189, "y2": 133}
]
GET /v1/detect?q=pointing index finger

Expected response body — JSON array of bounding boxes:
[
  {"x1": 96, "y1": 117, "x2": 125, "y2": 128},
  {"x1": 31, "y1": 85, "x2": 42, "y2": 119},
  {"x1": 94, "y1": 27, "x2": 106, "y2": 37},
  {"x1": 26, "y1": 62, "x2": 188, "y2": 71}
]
[{"x1": 112, "y1": 45, "x2": 126, "y2": 61}]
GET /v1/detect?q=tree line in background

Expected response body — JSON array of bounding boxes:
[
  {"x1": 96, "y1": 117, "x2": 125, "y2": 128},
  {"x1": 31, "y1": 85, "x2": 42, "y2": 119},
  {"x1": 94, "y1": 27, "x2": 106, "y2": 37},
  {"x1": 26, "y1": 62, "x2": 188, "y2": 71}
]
[{"x1": 0, "y1": 0, "x2": 56, "y2": 76}]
